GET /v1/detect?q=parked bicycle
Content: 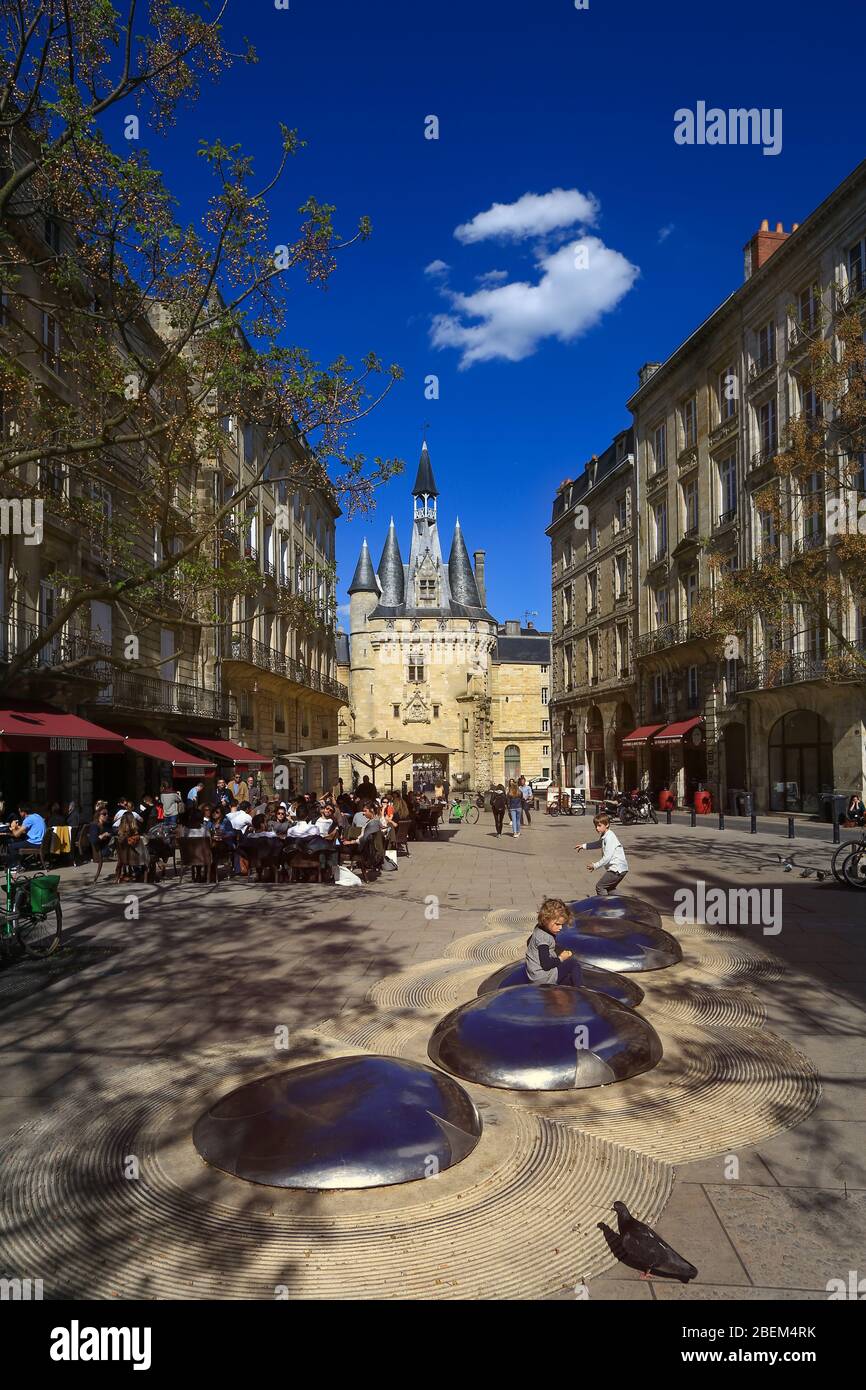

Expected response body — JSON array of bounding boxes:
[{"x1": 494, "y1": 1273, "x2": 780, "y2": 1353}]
[
  {"x1": 831, "y1": 835, "x2": 866, "y2": 889},
  {"x1": 448, "y1": 794, "x2": 483, "y2": 825},
  {"x1": 1, "y1": 861, "x2": 63, "y2": 958}
]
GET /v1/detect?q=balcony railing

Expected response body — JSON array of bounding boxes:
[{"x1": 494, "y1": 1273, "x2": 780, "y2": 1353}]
[
  {"x1": 0, "y1": 621, "x2": 112, "y2": 671},
  {"x1": 716, "y1": 508, "x2": 737, "y2": 528},
  {"x1": 793, "y1": 530, "x2": 826, "y2": 554},
  {"x1": 748, "y1": 354, "x2": 776, "y2": 386},
  {"x1": 226, "y1": 633, "x2": 348, "y2": 701},
  {"x1": 93, "y1": 672, "x2": 234, "y2": 722},
  {"x1": 835, "y1": 279, "x2": 866, "y2": 312},
  {"x1": 740, "y1": 645, "x2": 865, "y2": 691},
  {"x1": 748, "y1": 445, "x2": 778, "y2": 473},
  {"x1": 637, "y1": 618, "x2": 706, "y2": 656}
]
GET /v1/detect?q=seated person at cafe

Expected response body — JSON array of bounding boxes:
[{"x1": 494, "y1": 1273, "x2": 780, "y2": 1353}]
[
  {"x1": 5, "y1": 803, "x2": 47, "y2": 869},
  {"x1": 347, "y1": 803, "x2": 384, "y2": 874},
  {"x1": 266, "y1": 804, "x2": 291, "y2": 836},
  {"x1": 88, "y1": 808, "x2": 114, "y2": 858}
]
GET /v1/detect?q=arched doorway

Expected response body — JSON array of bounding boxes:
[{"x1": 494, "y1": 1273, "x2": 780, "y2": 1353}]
[
  {"x1": 561, "y1": 712, "x2": 576, "y2": 787},
  {"x1": 586, "y1": 707, "x2": 604, "y2": 800},
  {"x1": 504, "y1": 743, "x2": 521, "y2": 784},
  {"x1": 723, "y1": 721, "x2": 747, "y2": 808},
  {"x1": 768, "y1": 710, "x2": 833, "y2": 814}
]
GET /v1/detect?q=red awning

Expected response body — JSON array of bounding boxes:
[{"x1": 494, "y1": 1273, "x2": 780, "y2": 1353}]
[
  {"x1": 653, "y1": 716, "x2": 704, "y2": 746},
  {"x1": 183, "y1": 736, "x2": 271, "y2": 767},
  {"x1": 124, "y1": 736, "x2": 216, "y2": 776},
  {"x1": 621, "y1": 723, "x2": 666, "y2": 748},
  {"x1": 0, "y1": 704, "x2": 125, "y2": 754}
]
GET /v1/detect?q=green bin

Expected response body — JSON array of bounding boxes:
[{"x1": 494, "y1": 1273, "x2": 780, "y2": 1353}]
[{"x1": 29, "y1": 875, "x2": 60, "y2": 911}]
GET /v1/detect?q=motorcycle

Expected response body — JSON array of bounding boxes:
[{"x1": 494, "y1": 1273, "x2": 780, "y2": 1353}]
[{"x1": 630, "y1": 790, "x2": 658, "y2": 824}]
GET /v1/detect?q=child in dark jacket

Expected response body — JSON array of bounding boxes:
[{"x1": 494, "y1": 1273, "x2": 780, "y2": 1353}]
[{"x1": 525, "y1": 898, "x2": 583, "y2": 987}]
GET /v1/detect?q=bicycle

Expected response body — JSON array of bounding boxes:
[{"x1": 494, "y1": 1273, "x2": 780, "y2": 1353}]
[
  {"x1": 839, "y1": 839, "x2": 866, "y2": 889},
  {"x1": 1, "y1": 860, "x2": 63, "y2": 958},
  {"x1": 830, "y1": 835, "x2": 865, "y2": 884},
  {"x1": 448, "y1": 794, "x2": 482, "y2": 825}
]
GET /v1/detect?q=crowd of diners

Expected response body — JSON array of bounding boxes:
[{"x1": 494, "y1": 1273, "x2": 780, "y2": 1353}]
[{"x1": 66, "y1": 773, "x2": 447, "y2": 885}]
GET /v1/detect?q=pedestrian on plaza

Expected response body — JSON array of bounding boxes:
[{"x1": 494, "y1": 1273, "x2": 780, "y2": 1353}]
[
  {"x1": 236, "y1": 778, "x2": 251, "y2": 807},
  {"x1": 575, "y1": 813, "x2": 629, "y2": 895},
  {"x1": 490, "y1": 783, "x2": 507, "y2": 837},
  {"x1": 160, "y1": 782, "x2": 183, "y2": 828},
  {"x1": 228, "y1": 774, "x2": 243, "y2": 800},
  {"x1": 525, "y1": 898, "x2": 583, "y2": 987},
  {"x1": 506, "y1": 779, "x2": 523, "y2": 838},
  {"x1": 518, "y1": 775, "x2": 533, "y2": 827}
]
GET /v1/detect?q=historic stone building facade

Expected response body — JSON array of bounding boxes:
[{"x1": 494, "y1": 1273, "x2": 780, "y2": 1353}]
[
  {"x1": 341, "y1": 444, "x2": 550, "y2": 791},
  {"x1": 629, "y1": 161, "x2": 866, "y2": 813},
  {"x1": 547, "y1": 428, "x2": 638, "y2": 798}
]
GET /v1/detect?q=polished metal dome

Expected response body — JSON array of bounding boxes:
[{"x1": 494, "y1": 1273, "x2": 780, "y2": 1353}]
[
  {"x1": 193, "y1": 1055, "x2": 482, "y2": 1189},
  {"x1": 428, "y1": 986, "x2": 663, "y2": 1091},
  {"x1": 476, "y1": 960, "x2": 644, "y2": 1009},
  {"x1": 568, "y1": 895, "x2": 663, "y2": 931},
  {"x1": 557, "y1": 918, "x2": 682, "y2": 972}
]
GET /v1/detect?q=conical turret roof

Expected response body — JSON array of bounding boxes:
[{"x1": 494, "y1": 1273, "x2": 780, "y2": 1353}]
[
  {"x1": 347, "y1": 538, "x2": 378, "y2": 595},
  {"x1": 412, "y1": 440, "x2": 439, "y2": 497},
  {"x1": 448, "y1": 517, "x2": 482, "y2": 608},
  {"x1": 377, "y1": 518, "x2": 405, "y2": 606}
]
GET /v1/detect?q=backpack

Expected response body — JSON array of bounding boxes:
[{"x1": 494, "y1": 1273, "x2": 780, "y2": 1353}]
[{"x1": 491, "y1": 790, "x2": 507, "y2": 812}]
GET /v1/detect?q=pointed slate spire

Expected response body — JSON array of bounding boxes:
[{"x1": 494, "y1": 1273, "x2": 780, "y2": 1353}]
[
  {"x1": 377, "y1": 517, "x2": 405, "y2": 606},
  {"x1": 347, "y1": 538, "x2": 378, "y2": 594},
  {"x1": 448, "y1": 516, "x2": 482, "y2": 608},
  {"x1": 412, "y1": 440, "x2": 439, "y2": 497}
]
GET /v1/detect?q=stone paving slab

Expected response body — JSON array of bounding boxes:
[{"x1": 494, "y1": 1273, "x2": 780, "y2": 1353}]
[{"x1": 0, "y1": 814, "x2": 863, "y2": 1300}]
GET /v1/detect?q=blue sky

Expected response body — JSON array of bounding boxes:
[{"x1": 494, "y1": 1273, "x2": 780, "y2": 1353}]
[{"x1": 130, "y1": 0, "x2": 865, "y2": 629}]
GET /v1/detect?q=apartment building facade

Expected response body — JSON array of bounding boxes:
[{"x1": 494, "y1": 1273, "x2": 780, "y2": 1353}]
[
  {"x1": 628, "y1": 162, "x2": 866, "y2": 813},
  {"x1": 547, "y1": 428, "x2": 638, "y2": 799},
  {"x1": 0, "y1": 208, "x2": 346, "y2": 810}
]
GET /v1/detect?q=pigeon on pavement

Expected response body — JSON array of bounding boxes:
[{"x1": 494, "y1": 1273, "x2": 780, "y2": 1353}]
[{"x1": 606, "y1": 1201, "x2": 698, "y2": 1282}]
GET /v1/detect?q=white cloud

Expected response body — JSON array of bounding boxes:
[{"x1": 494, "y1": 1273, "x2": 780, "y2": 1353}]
[
  {"x1": 430, "y1": 236, "x2": 639, "y2": 369},
  {"x1": 454, "y1": 188, "x2": 599, "y2": 244},
  {"x1": 424, "y1": 259, "x2": 450, "y2": 277},
  {"x1": 657, "y1": 223, "x2": 675, "y2": 243},
  {"x1": 475, "y1": 268, "x2": 509, "y2": 287}
]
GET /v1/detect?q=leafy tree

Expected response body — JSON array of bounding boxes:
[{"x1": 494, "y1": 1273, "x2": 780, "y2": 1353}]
[{"x1": 0, "y1": 0, "x2": 403, "y2": 692}]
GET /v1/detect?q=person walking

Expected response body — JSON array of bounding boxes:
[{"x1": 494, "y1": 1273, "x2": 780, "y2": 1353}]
[
  {"x1": 575, "y1": 813, "x2": 629, "y2": 895},
  {"x1": 490, "y1": 783, "x2": 507, "y2": 837},
  {"x1": 506, "y1": 779, "x2": 523, "y2": 838},
  {"x1": 518, "y1": 775, "x2": 533, "y2": 827}
]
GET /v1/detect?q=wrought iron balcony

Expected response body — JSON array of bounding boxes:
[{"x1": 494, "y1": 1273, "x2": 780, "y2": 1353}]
[
  {"x1": 748, "y1": 354, "x2": 776, "y2": 387},
  {"x1": 740, "y1": 645, "x2": 865, "y2": 691},
  {"x1": 92, "y1": 672, "x2": 234, "y2": 722},
  {"x1": 716, "y1": 509, "x2": 737, "y2": 528},
  {"x1": 225, "y1": 633, "x2": 348, "y2": 701},
  {"x1": 636, "y1": 618, "x2": 707, "y2": 656},
  {"x1": 748, "y1": 445, "x2": 778, "y2": 473},
  {"x1": 792, "y1": 531, "x2": 826, "y2": 555},
  {"x1": 835, "y1": 278, "x2": 866, "y2": 313},
  {"x1": 709, "y1": 412, "x2": 738, "y2": 446},
  {"x1": 0, "y1": 621, "x2": 112, "y2": 671}
]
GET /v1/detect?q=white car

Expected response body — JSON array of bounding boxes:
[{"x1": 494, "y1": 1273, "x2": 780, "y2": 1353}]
[{"x1": 530, "y1": 778, "x2": 554, "y2": 793}]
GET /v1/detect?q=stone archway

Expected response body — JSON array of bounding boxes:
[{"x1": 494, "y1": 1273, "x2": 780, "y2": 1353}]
[{"x1": 768, "y1": 710, "x2": 833, "y2": 814}]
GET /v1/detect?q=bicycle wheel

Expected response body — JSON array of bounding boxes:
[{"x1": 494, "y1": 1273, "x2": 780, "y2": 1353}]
[
  {"x1": 548, "y1": 803, "x2": 560, "y2": 817},
  {"x1": 464, "y1": 806, "x2": 479, "y2": 825},
  {"x1": 16, "y1": 902, "x2": 62, "y2": 958},
  {"x1": 832, "y1": 840, "x2": 862, "y2": 883},
  {"x1": 843, "y1": 848, "x2": 866, "y2": 889}
]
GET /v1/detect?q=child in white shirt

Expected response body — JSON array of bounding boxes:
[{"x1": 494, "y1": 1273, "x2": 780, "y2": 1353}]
[{"x1": 575, "y1": 813, "x2": 629, "y2": 895}]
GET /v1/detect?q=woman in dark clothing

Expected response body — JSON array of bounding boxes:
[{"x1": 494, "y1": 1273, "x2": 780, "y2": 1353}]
[{"x1": 490, "y1": 784, "x2": 507, "y2": 837}]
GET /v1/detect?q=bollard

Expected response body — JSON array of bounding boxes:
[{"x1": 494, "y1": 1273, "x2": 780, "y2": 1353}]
[
  {"x1": 750, "y1": 812, "x2": 757, "y2": 834},
  {"x1": 718, "y1": 812, "x2": 725, "y2": 830},
  {"x1": 690, "y1": 807, "x2": 696, "y2": 829},
  {"x1": 666, "y1": 809, "x2": 672, "y2": 826},
  {"x1": 832, "y1": 800, "x2": 841, "y2": 845},
  {"x1": 787, "y1": 816, "x2": 795, "y2": 839}
]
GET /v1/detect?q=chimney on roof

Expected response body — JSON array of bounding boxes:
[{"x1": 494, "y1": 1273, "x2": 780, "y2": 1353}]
[
  {"x1": 744, "y1": 218, "x2": 791, "y2": 279},
  {"x1": 473, "y1": 549, "x2": 486, "y2": 606},
  {"x1": 505, "y1": 619, "x2": 520, "y2": 635},
  {"x1": 638, "y1": 362, "x2": 662, "y2": 388},
  {"x1": 526, "y1": 621, "x2": 535, "y2": 631}
]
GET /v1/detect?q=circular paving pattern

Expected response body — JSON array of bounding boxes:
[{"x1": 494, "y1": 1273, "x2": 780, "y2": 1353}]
[
  {"x1": 476, "y1": 960, "x2": 645, "y2": 1009},
  {"x1": 192, "y1": 1055, "x2": 482, "y2": 1189},
  {"x1": 367, "y1": 959, "x2": 493, "y2": 1011},
  {"x1": 428, "y1": 986, "x2": 664, "y2": 1091},
  {"x1": 0, "y1": 1042, "x2": 674, "y2": 1300}
]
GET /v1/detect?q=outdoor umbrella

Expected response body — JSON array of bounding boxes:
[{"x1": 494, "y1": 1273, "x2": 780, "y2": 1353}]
[{"x1": 295, "y1": 738, "x2": 456, "y2": 789}]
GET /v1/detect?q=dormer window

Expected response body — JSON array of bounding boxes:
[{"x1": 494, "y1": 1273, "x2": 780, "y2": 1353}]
[{"x1": 418, "y1": 577, "x2": 437, "y2": 605}]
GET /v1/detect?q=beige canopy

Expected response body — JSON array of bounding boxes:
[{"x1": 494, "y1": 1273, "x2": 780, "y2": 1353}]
[{"x1": 296, "y1": 737, "x2": 456, "y2": 786}]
